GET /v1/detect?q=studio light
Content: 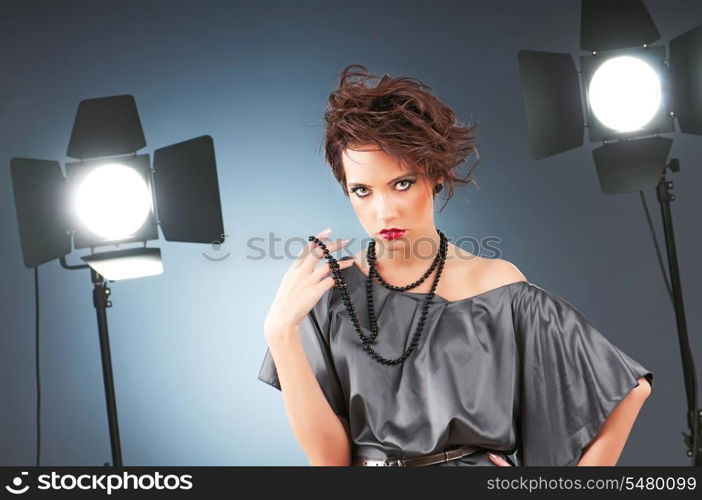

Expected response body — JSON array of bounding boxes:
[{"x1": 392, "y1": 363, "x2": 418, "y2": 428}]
[
  {"x1": 516, "y1": 0, "x2": 701, "y2": 465},
  {"x1": 587, "y1": 55, "x2": 662, "y2": 132},
  {"x1": 73, "y1": 163, "x2": 153, "y2": 241},
  {"x1": 9, "y1": 94, "x2": 226, "y2": 466},
  {"x1": 64, "y1": 152, "x2": 159, "y2": 256}
]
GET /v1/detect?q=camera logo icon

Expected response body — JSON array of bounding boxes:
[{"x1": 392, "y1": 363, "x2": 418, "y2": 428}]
[
  {"x1": 202, "y1": 233, "x2": 230, "y2": 262},
  {"x1": 5, "y1": 472, "x2": 29, "y2": 494}
]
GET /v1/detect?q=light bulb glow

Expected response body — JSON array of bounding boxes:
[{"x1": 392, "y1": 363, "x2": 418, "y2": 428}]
[
  {"x1": 588, "y1": 56, "x2": 662, "y2": 132},
  {"x1": 74, "y1": 163, "x2": 151, "y2": 240}
]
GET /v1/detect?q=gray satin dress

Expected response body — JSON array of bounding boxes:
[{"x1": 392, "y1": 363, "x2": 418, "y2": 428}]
[{"x1": 258, "y1": 256, "x2": 654, "y2": 466}]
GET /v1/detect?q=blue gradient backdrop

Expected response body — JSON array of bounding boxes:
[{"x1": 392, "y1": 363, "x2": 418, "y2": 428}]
[{"x1": 1, "y1": 0, "x2": 700, "y2": 465}]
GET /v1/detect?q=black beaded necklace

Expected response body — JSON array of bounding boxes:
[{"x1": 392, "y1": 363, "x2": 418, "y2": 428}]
[{"x1": 308, "y1": 228, "x2": 448, "y2": 366}]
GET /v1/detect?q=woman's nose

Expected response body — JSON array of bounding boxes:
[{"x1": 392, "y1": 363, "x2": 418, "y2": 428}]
[{"x1": 374, "y1": 194, "x2": 399, "y2": 219}]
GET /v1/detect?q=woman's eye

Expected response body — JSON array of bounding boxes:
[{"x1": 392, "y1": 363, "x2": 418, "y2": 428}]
[
  {"x1": 351, "y1": 187, "x2": 369, "y2": 198},
  {"x1": 350, "y1": 179, "x2": 415, "y2": 199}
]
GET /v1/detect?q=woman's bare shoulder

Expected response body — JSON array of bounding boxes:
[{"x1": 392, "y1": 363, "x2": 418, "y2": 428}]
[
  {"x1": 451, "y1": 245, "x2": 527, "y2": 292},
  {"x1": 476, "y1": 257, "x2": 528, "y2": 290}
]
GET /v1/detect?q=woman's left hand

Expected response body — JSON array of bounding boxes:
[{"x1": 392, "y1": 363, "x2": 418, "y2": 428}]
[{"x1": 488, "y1": 452, "x2": 512, "y2": 466}]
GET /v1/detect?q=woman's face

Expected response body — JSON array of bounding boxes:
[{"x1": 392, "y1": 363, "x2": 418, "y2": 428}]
[{"x1": 341, "y1": 144, "x2": 442, "y2": 259}]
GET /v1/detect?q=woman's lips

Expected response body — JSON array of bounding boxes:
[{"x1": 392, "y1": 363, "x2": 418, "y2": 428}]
[{"x1": 381, "y1": 229, "x2": 406, "y2": 240}]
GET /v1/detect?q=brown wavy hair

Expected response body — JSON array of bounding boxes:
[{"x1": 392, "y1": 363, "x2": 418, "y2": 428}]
[{"x1": 321, "y1": 64, "x2": 480, "y2": 212}]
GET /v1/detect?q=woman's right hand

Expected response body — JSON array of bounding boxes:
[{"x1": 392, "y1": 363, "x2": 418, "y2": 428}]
[{"x1": 264, "y1": 228, "x2": 353, "y2": 341}]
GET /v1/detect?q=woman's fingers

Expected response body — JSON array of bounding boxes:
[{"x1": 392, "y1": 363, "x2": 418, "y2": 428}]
[
  {"x1": 487, "y1": 453, "x2": 512, "y2": 466},
  {"x1": 295, "y1": 228, "x2": 332, "y2": 267},
  {"x1": 311, "y1": 252, "x2": 354, "y2": 282},
  {"x1": 294, "y1": 229, "x2": 352, "y2": 279},
  {"x1": 303, "y1": 234, "x2": 350, "y2": 271},
  {"x1": 311, "y1": 237, "x2": 351, "y2": 266}
]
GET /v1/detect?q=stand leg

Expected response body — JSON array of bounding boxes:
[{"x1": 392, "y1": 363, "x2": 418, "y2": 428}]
[{"x1": 91, "y1": 269, "x2": 123, "y2": 466}]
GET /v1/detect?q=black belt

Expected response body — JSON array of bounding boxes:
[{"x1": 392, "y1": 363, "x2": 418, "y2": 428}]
[{"x1": 351, "y1": 445, "x2": 483, "y2": 466}]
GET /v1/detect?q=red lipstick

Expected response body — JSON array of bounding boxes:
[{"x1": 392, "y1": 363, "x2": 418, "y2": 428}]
[{"x1": 380, "y1": 228, "x2": 406, "y2": 240}]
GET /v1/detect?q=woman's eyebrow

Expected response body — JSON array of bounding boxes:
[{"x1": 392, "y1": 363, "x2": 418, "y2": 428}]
[{"x1": 347, "y1": 174, "x2": 415, "y2": 188}]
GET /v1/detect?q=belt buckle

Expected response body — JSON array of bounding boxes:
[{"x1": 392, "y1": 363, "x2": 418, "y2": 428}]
[{"x1": 384, "y1": 456, "x2": 404, "y2": 466}]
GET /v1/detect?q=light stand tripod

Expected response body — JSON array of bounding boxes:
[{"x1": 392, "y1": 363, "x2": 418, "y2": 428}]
[
  {"x1": 61, "y1": 257, "x2": 123, "y2": 466},
  {"x1": 656, "y1": 159, "x2": 701, "y2": 465}
]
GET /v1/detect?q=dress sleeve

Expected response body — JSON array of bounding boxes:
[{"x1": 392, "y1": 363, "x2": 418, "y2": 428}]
[
  {"x1": 510, "y1": 282, "x2": 654, "y2": 466},
  {"x1": 257, "y1": 287, "x2": 348, "y2": 418}
]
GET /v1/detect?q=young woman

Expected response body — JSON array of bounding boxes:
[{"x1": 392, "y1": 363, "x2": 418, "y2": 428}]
[{"x1": 258, "y1": 64, "x2": 653, "y2": 467}]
